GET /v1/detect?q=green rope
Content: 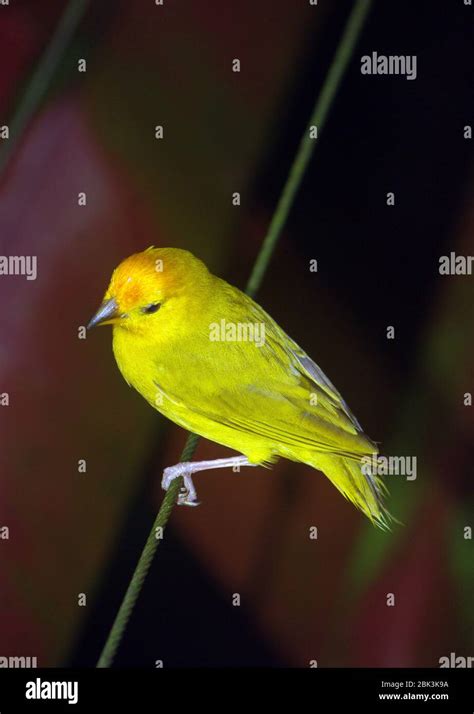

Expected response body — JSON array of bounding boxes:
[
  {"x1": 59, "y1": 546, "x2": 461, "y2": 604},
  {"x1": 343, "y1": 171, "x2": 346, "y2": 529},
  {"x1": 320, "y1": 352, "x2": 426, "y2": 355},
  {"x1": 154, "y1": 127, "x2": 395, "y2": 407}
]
[
  {"x1": 96, "y1": 0, "x2": 373, "y2": 667},
  {"x1": 0, "y1": 0, "x2": 91, "y2": 176},
  {"x1": 96, "y1": 433, "x2": 199, "y2": 668},
  {"x1": 245, "y1": 0, "x2": 373, "y2": 297}
]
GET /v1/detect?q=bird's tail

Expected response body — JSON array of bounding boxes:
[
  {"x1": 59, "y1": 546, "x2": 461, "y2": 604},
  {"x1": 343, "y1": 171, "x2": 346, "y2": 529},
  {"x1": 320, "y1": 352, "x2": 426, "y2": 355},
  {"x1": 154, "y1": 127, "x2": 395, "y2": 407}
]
[{"x1": 309, "y1": 452, "x2": 392, "y2": 530}]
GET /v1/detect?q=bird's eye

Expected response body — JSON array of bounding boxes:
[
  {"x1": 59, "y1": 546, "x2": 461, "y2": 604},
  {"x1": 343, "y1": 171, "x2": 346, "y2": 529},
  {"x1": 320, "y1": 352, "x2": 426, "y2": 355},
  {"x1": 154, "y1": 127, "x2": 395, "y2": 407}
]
[{"x1": 141, "y1": 303, "x2": 161, "y2": 314}]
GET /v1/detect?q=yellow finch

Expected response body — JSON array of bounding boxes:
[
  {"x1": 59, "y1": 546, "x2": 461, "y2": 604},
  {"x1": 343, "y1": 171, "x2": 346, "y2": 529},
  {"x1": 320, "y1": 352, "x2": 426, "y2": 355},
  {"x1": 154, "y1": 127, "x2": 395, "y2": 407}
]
[{"x1": 87, "y1": 247, "x2": 390, "y2": 528}]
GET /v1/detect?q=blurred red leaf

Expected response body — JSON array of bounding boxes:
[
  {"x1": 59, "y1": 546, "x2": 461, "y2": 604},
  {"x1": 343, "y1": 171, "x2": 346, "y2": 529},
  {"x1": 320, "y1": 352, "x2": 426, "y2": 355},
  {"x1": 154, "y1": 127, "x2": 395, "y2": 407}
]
[
  {"x1": 0, "y1": 94, "x2": 159, "y2": 663},
  {"x1": 349, "y1": 491, "x2": 455, "y2": 666}
]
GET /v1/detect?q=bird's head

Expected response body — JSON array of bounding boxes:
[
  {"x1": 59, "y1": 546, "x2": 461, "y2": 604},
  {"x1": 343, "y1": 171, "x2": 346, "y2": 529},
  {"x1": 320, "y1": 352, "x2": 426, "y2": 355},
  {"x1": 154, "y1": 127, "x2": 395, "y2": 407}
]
[{"x1": 87, "y1": 246, "x2": 210, "y2": 332}]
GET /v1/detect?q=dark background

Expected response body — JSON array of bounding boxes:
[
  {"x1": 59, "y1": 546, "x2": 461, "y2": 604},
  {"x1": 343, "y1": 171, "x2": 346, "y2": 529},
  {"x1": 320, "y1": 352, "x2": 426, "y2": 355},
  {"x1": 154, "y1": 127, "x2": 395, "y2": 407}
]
[{"x1": 0, "y1": 0, "x2": 472, "y2": 668}]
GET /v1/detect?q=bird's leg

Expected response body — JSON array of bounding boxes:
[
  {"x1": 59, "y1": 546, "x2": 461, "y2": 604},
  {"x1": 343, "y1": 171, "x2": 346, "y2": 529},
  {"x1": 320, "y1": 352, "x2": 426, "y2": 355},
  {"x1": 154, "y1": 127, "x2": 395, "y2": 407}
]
[{"x1": 161, "y1": 455, "x2": 256, "y2": 507}]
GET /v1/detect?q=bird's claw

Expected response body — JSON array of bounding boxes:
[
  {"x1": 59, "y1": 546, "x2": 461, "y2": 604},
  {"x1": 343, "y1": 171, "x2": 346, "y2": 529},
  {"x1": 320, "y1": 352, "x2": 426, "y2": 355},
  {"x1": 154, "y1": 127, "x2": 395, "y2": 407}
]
[
  {"x1": 177, "y1": 488, "x2": 201, "y2": 507},
  {"x1": 161, "y1": 466, "x2": 200, "y2": 507}
]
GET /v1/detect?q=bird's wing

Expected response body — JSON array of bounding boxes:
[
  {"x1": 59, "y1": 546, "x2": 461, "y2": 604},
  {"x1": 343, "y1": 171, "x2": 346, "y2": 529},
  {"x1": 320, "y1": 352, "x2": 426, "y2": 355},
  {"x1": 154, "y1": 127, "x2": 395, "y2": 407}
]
[
  {"x1": 155, "y1": 291, "x2": 375, "y2": 458},
  {"x1": 269, "y1": 320, "x2": 364, "y2": 432}
]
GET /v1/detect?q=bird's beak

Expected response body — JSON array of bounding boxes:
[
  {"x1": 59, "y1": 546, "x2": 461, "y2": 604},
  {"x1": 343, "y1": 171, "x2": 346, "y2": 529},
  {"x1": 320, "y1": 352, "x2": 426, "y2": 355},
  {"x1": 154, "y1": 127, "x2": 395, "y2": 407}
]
[{"x1": 87, "y1": 297, "x2": 119, "y2": 329}]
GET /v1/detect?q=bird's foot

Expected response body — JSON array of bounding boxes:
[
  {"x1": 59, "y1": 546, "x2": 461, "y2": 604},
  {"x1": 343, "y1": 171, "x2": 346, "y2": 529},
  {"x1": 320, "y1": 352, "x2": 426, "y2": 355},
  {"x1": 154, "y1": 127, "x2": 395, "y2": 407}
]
[
  {"x1": 162, "y1": 464, "x2": 200, "y2": 507},
  {"x1": 161, "y1": 455, "x2": 255, "y2": 508}
]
